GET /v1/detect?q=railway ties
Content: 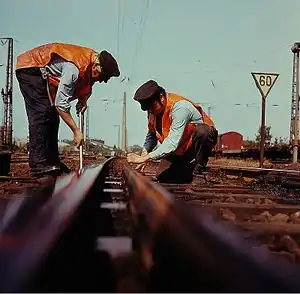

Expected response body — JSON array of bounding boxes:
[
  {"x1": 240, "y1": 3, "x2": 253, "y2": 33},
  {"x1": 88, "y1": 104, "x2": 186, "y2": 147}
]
[
  {"x1": 137, "y1": 163, "x2": 300, "y2": 259},
  {"x1": 154, "y1": 167, "x2": 300, "y2": 265},
  {"x1": 0, "y1": 157, "x2": 300, "y2": 292},
  {"x1": 209, "y1": 164, "x2": 300, "y2": 189},
  {"x1": 100, "y1": 180, "x2": 126, "y2": 210},
  {"x1": 161, "y1": 181, "x2": 300, "y2": 228},
  {"x1": 0, "y1": 158, "x2": 129, "y2": 292},
  {"x1": 122, "y1": 165, "x2": 300, "y2": 292}
]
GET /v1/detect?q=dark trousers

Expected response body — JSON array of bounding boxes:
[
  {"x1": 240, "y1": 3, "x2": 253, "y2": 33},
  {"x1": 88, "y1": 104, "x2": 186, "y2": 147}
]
[
  {"x1": 156, "y1": 124, "x2": 218, "y2": 183},
  {"x1": 16, "y1": 68, "x2": 60, "y2": 171}
]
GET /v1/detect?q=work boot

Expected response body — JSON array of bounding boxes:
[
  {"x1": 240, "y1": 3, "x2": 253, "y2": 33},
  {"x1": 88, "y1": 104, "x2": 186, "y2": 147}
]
[
  {"x1": 193, "y1": 163, "x2": 207, "y2": 176},
  {"x1": 59, "y1": 162, "x2": 71, "y2": 174},
  {"x1": 30, "y1": 165, "x2": 61, "y2": 178}
]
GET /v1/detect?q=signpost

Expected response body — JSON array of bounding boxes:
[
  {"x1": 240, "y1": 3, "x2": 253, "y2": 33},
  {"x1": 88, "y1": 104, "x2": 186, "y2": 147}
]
[{"x1": 251, "y1": 72, "x2": 279, "y2": 168}]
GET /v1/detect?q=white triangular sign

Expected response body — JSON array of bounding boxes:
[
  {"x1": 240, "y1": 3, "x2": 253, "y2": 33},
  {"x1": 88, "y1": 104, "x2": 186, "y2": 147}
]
[{"x1": 251, "y1": 72, "x2": 279, "y2": 99}]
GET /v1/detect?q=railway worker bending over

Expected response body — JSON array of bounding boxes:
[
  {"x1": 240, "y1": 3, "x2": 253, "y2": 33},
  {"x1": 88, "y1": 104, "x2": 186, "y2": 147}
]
[
  {"x1": 127, "y1": 80, "x2": 218, "y2": 183},
  {"x1": 15, "y1": 43, "x2": 120, "y2": 178}
]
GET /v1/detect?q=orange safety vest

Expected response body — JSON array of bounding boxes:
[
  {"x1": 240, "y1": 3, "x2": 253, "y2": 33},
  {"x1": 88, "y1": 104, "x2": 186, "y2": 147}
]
[
  {"x1": 148, "y1": 93, "x2": 215, "y2": 155},
  {"x1": 16, "y1": 43, "x2": 98, "y2": 102}
]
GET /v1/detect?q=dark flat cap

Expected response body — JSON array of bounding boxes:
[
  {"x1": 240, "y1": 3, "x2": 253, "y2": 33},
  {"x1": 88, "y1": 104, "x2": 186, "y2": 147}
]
[
  {"x1": 99, "y1": 50, "x2": 120, "y2": 78},
  {"x1": 133, "y1": 80, "x2": 160, "y2": 102}
]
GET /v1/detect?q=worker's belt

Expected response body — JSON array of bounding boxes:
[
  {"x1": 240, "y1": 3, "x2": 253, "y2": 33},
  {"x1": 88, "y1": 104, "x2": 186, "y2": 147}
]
[{"x1": 40, "y1": 68, "x2": 54, "y2": 106}]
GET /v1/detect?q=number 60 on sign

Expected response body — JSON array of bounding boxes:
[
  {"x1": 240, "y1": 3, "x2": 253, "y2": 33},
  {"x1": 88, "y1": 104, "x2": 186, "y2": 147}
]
[{"x1": 251, "y1": 72, "x2": 279, "y2": 99}]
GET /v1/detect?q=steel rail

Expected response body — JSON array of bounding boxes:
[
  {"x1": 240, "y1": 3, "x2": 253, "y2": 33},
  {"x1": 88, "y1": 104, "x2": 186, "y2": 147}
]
[
  {"x1": 208, "y1": 164, "x2": 300, "y2": 175},
  {"x1": 130, "y1": 160, "x2": 300, "y2": 175},
  {"x1": 131, "y1": 161, "x2": 300, "y2": 189},
  {"x1": 206, "y1": 165, "x2": 300, "y2": 189},
  {"x1": 0, "y1": 157, "x2": 118, "y2": 292},
  {"x1": 123, "y1": 166, "x2": 300, "y2": 293}
]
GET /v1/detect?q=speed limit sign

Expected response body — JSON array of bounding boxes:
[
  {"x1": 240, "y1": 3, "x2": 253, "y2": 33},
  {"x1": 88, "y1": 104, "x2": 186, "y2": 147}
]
[
  {"x1": 251, "y1": 72, "x2": 279, "y2": 99},
  {"x1": 251, "y1": 72, "x2": 279, "y2": 168}
]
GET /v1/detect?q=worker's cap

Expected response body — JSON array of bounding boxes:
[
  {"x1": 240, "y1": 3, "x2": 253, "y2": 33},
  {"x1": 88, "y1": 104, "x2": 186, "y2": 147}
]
[
  {"x1": 99, "y1": 50, "x2": 120, "y2": 82},
  {"x1": 133, "y1": 80, "x2": 161, "y2": 111}
]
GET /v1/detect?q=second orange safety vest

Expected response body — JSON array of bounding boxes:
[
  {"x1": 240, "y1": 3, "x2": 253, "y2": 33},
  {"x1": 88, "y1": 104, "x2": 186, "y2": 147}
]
[
  {"x1": 16, "y1": 42, "x2": 98, "y2": 102},
  {"x1": 147, "y1": 93, "x2": 215, "y2": 155}
]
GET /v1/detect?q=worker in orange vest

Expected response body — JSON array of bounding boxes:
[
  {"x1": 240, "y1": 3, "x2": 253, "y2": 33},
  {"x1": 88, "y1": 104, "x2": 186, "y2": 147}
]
[
  {"x1": 127, "y1": 80, "x2": 218, "y2": 183},
  {"x1": 16, "y1": 43, "x2": 120, "y2": 178}
]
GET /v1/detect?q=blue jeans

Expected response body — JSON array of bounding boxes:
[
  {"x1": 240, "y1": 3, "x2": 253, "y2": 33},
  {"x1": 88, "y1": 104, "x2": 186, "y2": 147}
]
[
  {"x1": 16, "y1": 68, "x2": 60, "y2": 171},
  {"x1": 156, "y1": 124, "x2": 218, "y2": 183}
]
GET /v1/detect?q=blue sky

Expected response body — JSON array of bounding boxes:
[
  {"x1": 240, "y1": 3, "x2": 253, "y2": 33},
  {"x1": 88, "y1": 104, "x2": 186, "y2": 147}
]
[{"x1": 0, "y1": 0, "x2": 299, "y2": 147}]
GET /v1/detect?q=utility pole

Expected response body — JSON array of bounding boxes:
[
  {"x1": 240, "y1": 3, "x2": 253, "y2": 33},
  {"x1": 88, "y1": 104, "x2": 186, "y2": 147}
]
[
  {"x1": 199, "y1": 102, "x2": 214, "y2": 116},
  {"x1": 85, "y1": 106, "x2": 90, "y2": 151},
  {"x1": 121, "y1": 92, "x2": 127, "y2": 152},
  {"x1": 208, "y1": 106, "x2": 211, "y2": 117},
  {"x1": 114, "y1": 124, "x2": 120, "y2": 149},
  {"x1": 290, "y1": 42, "x2": 300, "y2": 163},
  {"x1": 0, "y1": 37, "x2": 13, "y2": 151}
]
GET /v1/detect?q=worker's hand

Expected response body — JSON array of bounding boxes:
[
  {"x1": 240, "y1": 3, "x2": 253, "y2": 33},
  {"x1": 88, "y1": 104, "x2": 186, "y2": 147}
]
[
  {"x1": 127, "y1": 153, "x2": 150, "y2": 164},
  {"x1": 76, "y1": 100, "x2": 87, "y2": 115},
  {"x1": 135, "y1": 163, "x2": 147, "y2": 172},
  {"x1": 74, "y1": 129, "x2": 84, "y2": 148},
  {"x1": 140, "y1": 149, "x2": 148, "y2": 157},
  {"x1": 134, "y1": 150, "x2": 148, "y2": 171}
]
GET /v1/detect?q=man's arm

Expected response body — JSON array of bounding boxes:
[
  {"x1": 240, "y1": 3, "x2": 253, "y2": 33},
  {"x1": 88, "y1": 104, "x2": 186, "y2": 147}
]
[
  {"x1": 143, "y1": 131, "x2": 158, "y2": 153},
  {"x1": 56, "y1": 109, "x2": 80, "y2": 133},
  {"x1": 148, "y1": 101, "x2": 193, "y2": 160},
  {"x1": 53, "y1": 62, "x2": 80, "y2": 132},
  {"x1": 76, "y1": 93, "x2": 91, "y2": 114}
]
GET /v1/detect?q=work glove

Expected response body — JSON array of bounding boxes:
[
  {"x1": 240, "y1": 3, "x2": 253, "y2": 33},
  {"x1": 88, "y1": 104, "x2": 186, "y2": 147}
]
[{"x1": 76, "y1": 100, "x2": 87, "y2": 115}]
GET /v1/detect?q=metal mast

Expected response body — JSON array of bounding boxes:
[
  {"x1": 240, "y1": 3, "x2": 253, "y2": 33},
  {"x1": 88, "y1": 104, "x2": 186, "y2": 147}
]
[
  {"x1": 290, "y1": 42, "x2": 300, "y2": 163},
  {"x1": 115, "y1": 124, "x2": 120, "y2": 149},
  {"x1": 85, "y1": 106, "x2": 89, "y2": 150},
  {"x1": 121, "y1": 91, "x2": 127, "y2": 152},
  {"x1": 0, "y1": 37, "x2": 13, "y2": 150}
]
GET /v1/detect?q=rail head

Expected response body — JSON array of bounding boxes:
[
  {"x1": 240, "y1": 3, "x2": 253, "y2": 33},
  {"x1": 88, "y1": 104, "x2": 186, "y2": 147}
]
[
  {"x1": 209, "y1": 164, "x2": 300, "y2": 175},
  {"x1": 0, "y1": 157, "x2": 116, "y2": 292},
  {"x1": 122, "y1": 165, "x2": 300, "y2": 292},
  {"x1": 123, "y1": 166, "x2": 174, "y2": 232}
]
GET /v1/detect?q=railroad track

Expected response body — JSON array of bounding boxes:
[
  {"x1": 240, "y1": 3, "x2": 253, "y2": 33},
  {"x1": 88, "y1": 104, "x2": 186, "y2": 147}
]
[
  {"x1": 0, "y1": 157, "x2": 300, "y2": 292},
  {"x1": 138, "y1": 164, "x2": 300, "y2": 250}
]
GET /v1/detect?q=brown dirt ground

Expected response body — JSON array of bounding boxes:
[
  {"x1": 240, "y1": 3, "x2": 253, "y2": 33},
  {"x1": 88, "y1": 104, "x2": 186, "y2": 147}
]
[{"x1": 0, "y1": 154, "x2": 106, "y2": 199}]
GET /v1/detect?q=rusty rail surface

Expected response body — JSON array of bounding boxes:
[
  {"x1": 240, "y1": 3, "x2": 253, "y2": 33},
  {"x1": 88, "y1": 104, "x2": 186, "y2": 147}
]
[
  {"x1": 0, "y1": 157, "x2": 118, "y2": 292},
  {"x1": 123, "y1": 166, "x2": 300, "y2": 293},
  {"x1": 1, "y1": 157, "x2": 300, "y2": 292}
]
